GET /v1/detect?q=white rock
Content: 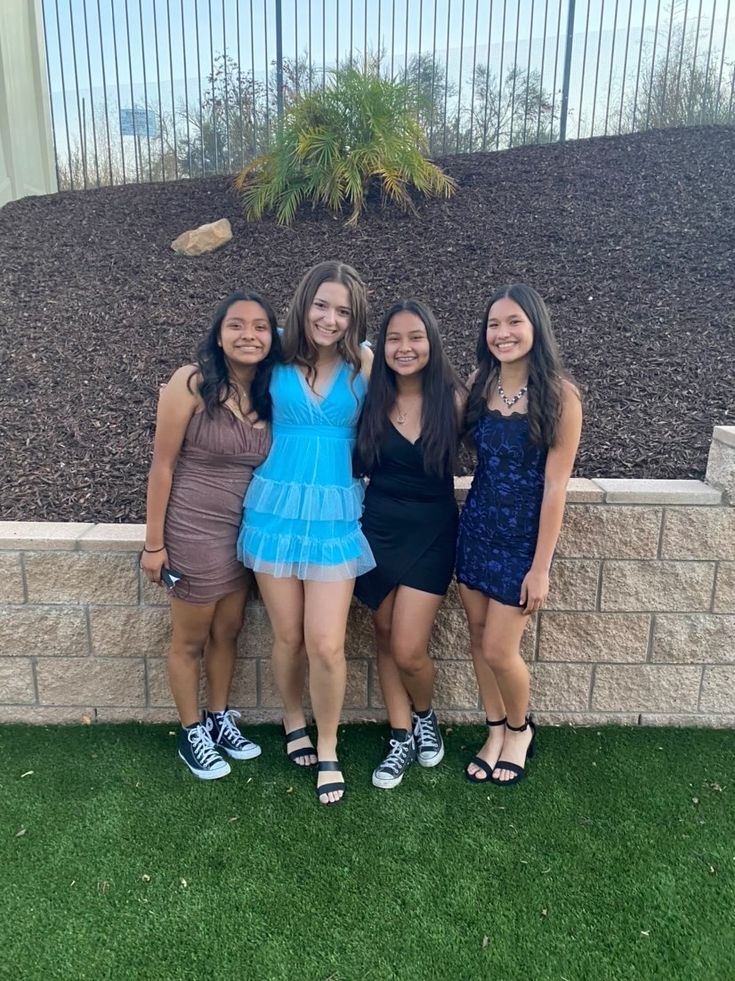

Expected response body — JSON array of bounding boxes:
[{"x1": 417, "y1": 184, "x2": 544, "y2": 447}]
[{"x1": 171, "y1": 218, "x2": 233, "y2": 256}]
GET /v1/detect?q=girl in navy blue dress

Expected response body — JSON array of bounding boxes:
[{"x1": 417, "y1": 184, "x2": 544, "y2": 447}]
[
  {"x1": 456, "y1": 284, "x2": 582, "y2": 786},
  {"x1": 354, "y1": 301, "x2": 465, "y2": 789}
]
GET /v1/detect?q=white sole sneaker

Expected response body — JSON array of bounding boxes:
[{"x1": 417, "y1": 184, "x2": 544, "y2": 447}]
[
  {"x1": 178, "y1": 750, "x2": 231, "y2": 780},
  {"x1": 220, "y1": 742, "x2": 262, "y2": 761},
  {"x1": 371, "y1": 768, "x2": 408, "y2": 790},
  {"x1": 417, "y1": 743, "x2": 445, "y2": 768}
]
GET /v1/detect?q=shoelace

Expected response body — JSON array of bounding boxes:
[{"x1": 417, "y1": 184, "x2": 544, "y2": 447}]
[
  {"x1": 217, "y1": 709, "x2": 249, "y2": 748},
  {"x1": 414, "y1": 713, "x2": 440, "y2": 751},
  {"x1": 188, "y1": 725, "x2": 223, "y2": 768},
  {"x1": 378, "y1": 738, "x2": 412, "y2": 775}
]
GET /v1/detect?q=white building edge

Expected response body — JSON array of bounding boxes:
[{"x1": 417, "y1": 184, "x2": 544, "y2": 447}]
[{"x1": 0, "y1": 0, "x2": 57, "y2": 207}]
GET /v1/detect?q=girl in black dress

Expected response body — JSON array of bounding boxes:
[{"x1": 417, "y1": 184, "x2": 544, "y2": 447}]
[{"x1": 354, "y1": 300, "x2": 465, "y2": 789}]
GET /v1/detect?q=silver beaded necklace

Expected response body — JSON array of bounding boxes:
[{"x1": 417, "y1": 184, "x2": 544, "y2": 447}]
[{"x1": 497, "y1": 381, "x2": 528, "y2": 409}]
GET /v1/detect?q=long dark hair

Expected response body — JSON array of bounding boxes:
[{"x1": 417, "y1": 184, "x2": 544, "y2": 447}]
[
  {"x1": 355, "y1": 299, "x2": 462, "y2": 479},
  {"x1": 188, "y1": 290, "x2": 282, "y2": 420},
  {"x1": 465, "y1": 284, "x2": 571, "y2": 447},
  {"x1": 281, "y1": 260, "x2": 368, "y2": 390}
]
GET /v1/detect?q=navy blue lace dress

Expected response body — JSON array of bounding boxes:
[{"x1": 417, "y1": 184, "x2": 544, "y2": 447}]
[{"x1": 456, "y1": 410, "x2": 548, "y2": 607}]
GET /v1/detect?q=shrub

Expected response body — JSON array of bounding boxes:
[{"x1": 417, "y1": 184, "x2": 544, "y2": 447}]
[{"x1": 234, "y1": 65, "x2": 457, "y2": 225}]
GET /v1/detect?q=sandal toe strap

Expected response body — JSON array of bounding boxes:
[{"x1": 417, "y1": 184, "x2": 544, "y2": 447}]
[
  {"x1": 467, "y1": 756, "x2": 494, "y2": 780},
  {"x1": 493, "y1": 759, "x2": 525, "y2": 776},
  {"x1": 317, "y1": 781, "x2": 345, "y2": 795}
]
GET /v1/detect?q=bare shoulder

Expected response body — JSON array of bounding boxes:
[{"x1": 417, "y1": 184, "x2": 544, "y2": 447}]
[
  {"x1": 562, "y1": 377, "x2": 582, "y2": 401},
  {"x1": 162, "y1": 364, "x2": 201, "y2": 398},
  {"x1": 557, "y1": 378, "x2": 583, "y2": 446},
  {"x1": 561, "y1": 378, "x2": 583, "y2": 417}
]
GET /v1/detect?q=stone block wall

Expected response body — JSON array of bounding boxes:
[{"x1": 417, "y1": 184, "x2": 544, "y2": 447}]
[{"x1": 1, "y1": 426, "x2": 733, "y2": 728}]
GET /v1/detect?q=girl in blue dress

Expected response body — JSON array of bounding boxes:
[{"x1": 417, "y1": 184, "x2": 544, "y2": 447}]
[
  {"x1": 456, "y1": 284, "x2": 582, "y2": 786},
  {"x1": 238, "y1": 261, "x2": 374, "y2": 805}
]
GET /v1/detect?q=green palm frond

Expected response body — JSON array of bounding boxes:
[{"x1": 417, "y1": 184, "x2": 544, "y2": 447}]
[{"x1": 236, "y1": 64, "x2": 457, "y2": 225}]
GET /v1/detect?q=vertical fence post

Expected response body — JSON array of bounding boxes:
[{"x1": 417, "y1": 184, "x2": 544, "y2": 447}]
[
  {"x1": 275, "y1": 0, "x2": 284, "y2": 119},
  {"x1": 559, "y1": 0, "x2": 576, "y2": 141}
]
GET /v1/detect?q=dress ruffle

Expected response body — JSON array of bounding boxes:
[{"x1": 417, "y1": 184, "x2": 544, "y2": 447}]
[
  {"x1": 244, "y1": 473, "x2": 364, "y2": 522},
  {"x1": 238, "y1": 521, "x2": 375, "y2": 581}
]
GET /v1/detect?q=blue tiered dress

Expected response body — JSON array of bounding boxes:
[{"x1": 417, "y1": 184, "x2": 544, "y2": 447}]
[
  {"x1": 237, "y1": 360, "x2": 376, "y2": 581},
  {"x1": 456, "y1": 410, "x2": 548, "y2": 607}
]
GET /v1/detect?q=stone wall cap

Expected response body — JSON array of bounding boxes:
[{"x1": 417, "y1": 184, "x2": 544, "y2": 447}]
[
  {"x1": 713, "y1": 426, "x2": 735, "y2": 449},
  {"x1": 566, "y1": 478, "x2": 605, "y2": 503},
  {"x1": 452, "y1": 475, "x2": 604, "y2": 502},
  {"x1": 0, "y1": 522, "x2": 94, "y2": 550},
  {"x1": 595, "y1": 479, "x2": 722, "y2": 505},
  {"x1": 78, "y1": 524, "x2": 147, "y2": 551}
]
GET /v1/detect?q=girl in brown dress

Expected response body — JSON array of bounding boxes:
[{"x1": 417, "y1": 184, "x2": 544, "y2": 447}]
[{"x1": 141, "y1": 291, "x2": 281, "y2": 780}]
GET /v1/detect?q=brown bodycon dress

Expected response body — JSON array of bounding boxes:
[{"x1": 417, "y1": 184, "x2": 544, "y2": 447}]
[{"x1": 164, "y1": 407, "x2": 271, "y2": 604}]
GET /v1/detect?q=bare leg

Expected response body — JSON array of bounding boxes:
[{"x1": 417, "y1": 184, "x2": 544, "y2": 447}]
[
  {"x1": 167, "y1": 597, "x2": 216, "y2": 727},
  {"x1": 372, "y1": 591, "x2": 412, "y2": 731},
  {"x1": 303, "y1": 579, "x2": 355, "y2": 803},
  {"x1": 388, "y1": 586, "x2": 443, "y2": 714},
  {"x1": 256, "y1": 573, "x2": 315, "y2": 765},
  {"x1": 480, "y1": 600, "x2": 534, "y2": 782},
  {"x1": 459, "y1": 584, "x2": 506, "y2": 780},
  {"x1": 204, "y1": 588, "x2": 248, "y2": 712}
]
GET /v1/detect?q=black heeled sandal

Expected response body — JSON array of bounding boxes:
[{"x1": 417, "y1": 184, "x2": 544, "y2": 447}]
[
  {"x1": 465, "y1": 716, "x2": 507, "y2": 784},
  {"x1": 283, "y1": 723, "x2": 317, "y2": 768},
  {"x1": 490, "y1": 717, "x2": 537, "y2": 786},
  {"x1": 316, "y1": 761, "x2": 345, "y2": 805}
]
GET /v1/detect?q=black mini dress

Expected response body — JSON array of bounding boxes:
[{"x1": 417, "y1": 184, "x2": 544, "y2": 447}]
[{"x1": 354, "y1": 422, "x2": 459, "y2": 611}]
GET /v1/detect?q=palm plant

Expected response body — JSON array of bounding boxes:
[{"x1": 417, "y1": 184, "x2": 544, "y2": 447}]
[{"x1": 235, "y1": 65, "x2": 457, "y2": 225}]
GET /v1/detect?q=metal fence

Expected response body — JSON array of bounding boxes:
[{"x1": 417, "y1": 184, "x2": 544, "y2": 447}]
[{"x1": 42, "y1": 0, "x2": 735, "y2": 190}]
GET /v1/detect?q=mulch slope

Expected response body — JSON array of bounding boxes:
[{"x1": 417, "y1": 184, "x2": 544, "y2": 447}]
[{"x1": 1, "y1": 125, "x2": 733, "y2": 523}]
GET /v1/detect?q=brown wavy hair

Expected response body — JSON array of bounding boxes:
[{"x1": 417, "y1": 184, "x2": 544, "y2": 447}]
[
  {"x1": 465, "y1": 284, "x2": 574, "y2": 447},
  {"x1": 281, "y1": 260, "x2": 368, "y2": 391}
]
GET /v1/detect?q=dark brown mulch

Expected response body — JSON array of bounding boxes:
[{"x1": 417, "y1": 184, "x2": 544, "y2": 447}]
[{"x1": 1, "y1": 126, "x2": 733, "y2": 523}]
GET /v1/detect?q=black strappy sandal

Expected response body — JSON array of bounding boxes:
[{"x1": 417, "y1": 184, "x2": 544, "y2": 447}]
[
  {"x1": 490, "y1": 717, "x2": 537, "y2": 786},
  {"x1": 465, "y1": 716, "x2": 507, "y2": 783},
  {"x1": 316, "y1": 761, "x2": 345, "y2": 805},
  {"x1": 283, "y1": 724, "x2": 317, "y2": 768}
]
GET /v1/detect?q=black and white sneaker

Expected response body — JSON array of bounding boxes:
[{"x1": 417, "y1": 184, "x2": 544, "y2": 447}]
[
  {"x1": 177, "y1": 723, "x2": 231, "y2": 780},
  {"x1": 412, "y1": 709, "x2": 445, "y2": 767},
  {"x1": 205, "y1": 708, "x2": 262, "y2": 760},
  {"x1": 372, "y1": 733, "x2": 417, "y2": 789}
]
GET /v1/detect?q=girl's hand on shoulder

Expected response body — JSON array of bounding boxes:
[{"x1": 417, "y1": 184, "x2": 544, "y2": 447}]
[
  {"x1": 465, "y1": 368, "x2": 479, "y2": 390},
  {"x1": 140, "y1": 546, "x2": 169, "y2": 585},
  {"x1": 360, "y1": 343, "x2": 374, "y2": 379},
  {"x1": 520, "y1": 565, "x2": 549, "y2": 615},
  {"x1": 454, "y1": 384, "x2": 469, "y2": 428}
]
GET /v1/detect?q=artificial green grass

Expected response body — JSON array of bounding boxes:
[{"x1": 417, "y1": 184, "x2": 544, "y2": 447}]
[{"x1": 1, "y1": 723, "x2": 733, "y2": 981}]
